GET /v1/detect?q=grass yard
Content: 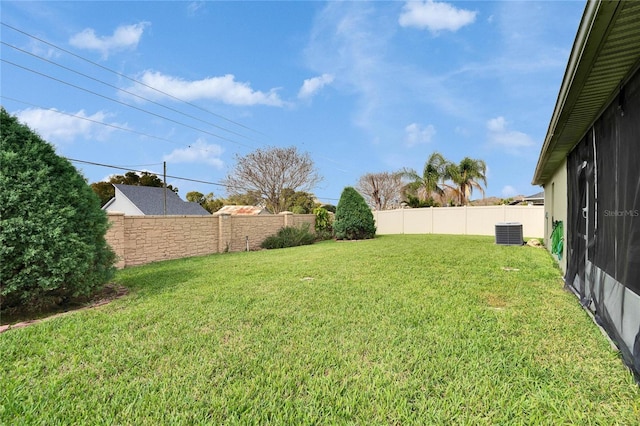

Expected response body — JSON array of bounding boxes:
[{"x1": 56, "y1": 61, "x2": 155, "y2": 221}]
[{"x1": 1, "y1": 235, "x2": 639, "y2": 424}]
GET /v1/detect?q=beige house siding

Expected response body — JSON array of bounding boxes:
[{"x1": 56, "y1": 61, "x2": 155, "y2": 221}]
[
  {"x1": 543, "y1": 159, "x2": 568, "y2": 273},
  {"x1": 106, "y1": 212, "x2": 315, "y2": 268}
]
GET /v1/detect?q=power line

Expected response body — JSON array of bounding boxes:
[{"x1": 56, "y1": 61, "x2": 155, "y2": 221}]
[
  {"x1": 1, "y1": 40, "x2": 257, "y2": 143},
  {"x1": 0, "y1": 22, "x2": 356, "y2": 179},
  {"x1": 1, "y1": 21, "x2": 266, "y2": 137},
  {"x1": 1, "y1": 95, "x2": 184, "y2": 147},
  {"x1": 67, "y1": 157, "x2": 340, "y2": 202},
  {"x1": 67, "y1": 158, "x2": 231, "y2": 188},
  {"x1": 2, "y1": 58, "x2": 254, "y2": 149}
]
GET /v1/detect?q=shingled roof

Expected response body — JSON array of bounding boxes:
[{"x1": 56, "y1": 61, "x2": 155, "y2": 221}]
[{"x1": 103, "y1": 184, "x2": 210, "y2": 215}]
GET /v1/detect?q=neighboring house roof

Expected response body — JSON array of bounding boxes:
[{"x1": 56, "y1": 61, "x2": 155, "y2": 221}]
[
  {"x1": 215, "y1": 205, "x2": 269, "y2": 215},
  {"x1": 103, "y1": 184, "x2": 210, "y2": 215},
  {"x1": 532, "y1": 1, "x2": 640, "y2": 185},
  {"x1": 523, "y1": 191, "x2": 544, "y2": 202},
  {"x1": 507, "y1": 192, "x2": 544, "y2": 206}
]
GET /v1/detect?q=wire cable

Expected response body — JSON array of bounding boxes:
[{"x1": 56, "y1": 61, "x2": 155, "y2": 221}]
[
  {"x1": 1, "y1": 21, "x2": 266, "y2": 136},
  {"x1": 2, "y1": 58, "x2": 254, "y2": 149},
  {"x1": 1, "y1": 95, "x2": 185, "y2": 147},
  {"x1": 67, "y1": 158, "x2": 339, "y2": 202},
  {"x1": 67, "y1": 158, "x2": 231, "y2": 188},
  {"x1": 1, "y1": 40, "x2": 257, "y2": 143}
]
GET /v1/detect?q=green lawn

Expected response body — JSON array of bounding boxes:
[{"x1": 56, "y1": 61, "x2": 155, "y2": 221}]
[{"x1": 2, "y1": 235, "x2": 639, "y2": 424}]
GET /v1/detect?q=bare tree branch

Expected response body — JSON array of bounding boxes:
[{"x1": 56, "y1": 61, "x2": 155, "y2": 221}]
[
  {"x1": 224, "y1": 146, "x2": 322, "y2": 213},
  {"x1": 356, "y1": 171, "x2": 403, "y2": 210}
]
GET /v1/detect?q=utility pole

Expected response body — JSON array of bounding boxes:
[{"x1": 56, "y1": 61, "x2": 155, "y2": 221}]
[{"x1": 163, "y1": 161, "x2": 167, "y2": 216}]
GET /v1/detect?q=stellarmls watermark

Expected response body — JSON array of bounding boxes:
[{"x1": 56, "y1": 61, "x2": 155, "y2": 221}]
[{"x1": 603, "y1": 209, "x2": 639, "y2": 217}]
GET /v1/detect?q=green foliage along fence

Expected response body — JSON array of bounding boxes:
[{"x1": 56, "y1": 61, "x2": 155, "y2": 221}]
[{"x1": 0, "y1": 108, "x2": 115, "y2": 311}]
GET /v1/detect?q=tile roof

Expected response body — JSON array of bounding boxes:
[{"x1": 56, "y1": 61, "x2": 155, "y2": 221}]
[{"x1": 216, "y1": 205, "x2": 269, "y2": 215}]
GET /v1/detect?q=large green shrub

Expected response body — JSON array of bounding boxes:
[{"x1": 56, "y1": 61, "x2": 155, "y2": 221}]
[
  {"x1": 260, "y1": 225, "x2": 315, "y2": 249},
  {"x1": 0, "y1": 108, "x2": 116, "y2": 311},
  {"x1": 334, "y1": 187, "x2": 376, "y2": 240}
]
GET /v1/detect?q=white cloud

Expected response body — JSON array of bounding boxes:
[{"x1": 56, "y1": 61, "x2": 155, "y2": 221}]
[
  {"x1": 187, "y1": 2, "x2": 205, "y2": 16},
  {"x1": 486, "y1": 116, "x2": 534, "y2": 153},
  {"x1": 298, "y1": 73, "x2": 335, "y2": 99},
  {"x1": 304, "y1": 2, "x2": 393, "y2": 129},
  {"x1": 163, "y1": 138, "x2": 224, "y2": 168},
  {"x1": 127, "y1": 71, "x2": 284, "y2": 107},
  {"x1": 398, "y1": 1, "x2": 477, "y2": 33},
  {"x1": 304, "y1": 1, "x2": 478, "y2": 137},
  {"x1": 404, "y1": 123, "x2": 436, "y2": 147},
  {"x1": 14, "y1": 108, "x2": 117, "y2": 144},
  {"x1": 69, "y1": 22, "x2": 149, "y2": 58},
  {"x1": 502, "y1": 185, "x2": 518, "y2": 197}
]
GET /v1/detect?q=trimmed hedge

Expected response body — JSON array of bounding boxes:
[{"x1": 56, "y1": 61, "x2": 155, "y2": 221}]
[
  {"x1": 334, "y1": 187, "x2": 376, "y2": 240},
  {"x1": 0, "y1": 108, "x2": 116, "y2": 311}
]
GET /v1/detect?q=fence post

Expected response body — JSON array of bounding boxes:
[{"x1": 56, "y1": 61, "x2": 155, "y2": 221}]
[
  {"x1": 216, "y1": 212, "x2": 231, "y2": 252},
  {"x1": 282, "y1": 211, "x2": 293, "y2": 228},
  {"x1": 464, "y1": 205, "x2": 468, "y2": 235}
]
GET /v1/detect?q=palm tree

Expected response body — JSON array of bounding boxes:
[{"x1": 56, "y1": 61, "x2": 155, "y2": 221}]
[
  {"x1": 445, "y1": 157, "x2": 487, "y2": 206},
  {"x1": 401, "y1": 152, "x2": 448, "y2": 204}
]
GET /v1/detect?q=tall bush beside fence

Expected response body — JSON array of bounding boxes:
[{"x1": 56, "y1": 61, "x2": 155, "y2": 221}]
[{"x1": 0, "y1": 108, "x2": 115, "y2": 311}]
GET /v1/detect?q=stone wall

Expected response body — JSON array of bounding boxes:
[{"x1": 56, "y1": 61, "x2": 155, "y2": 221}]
[{"x1": 106, "y1": 212, "x2": 315, "y2": 268}]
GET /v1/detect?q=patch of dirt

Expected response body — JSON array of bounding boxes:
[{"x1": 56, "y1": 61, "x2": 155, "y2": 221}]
[
  {"x1": 0, "y1": 283, "x2": 128, "y2": 333},
  {"x1": 484, "y1": 293, "x2": 509, "y2": 310}
]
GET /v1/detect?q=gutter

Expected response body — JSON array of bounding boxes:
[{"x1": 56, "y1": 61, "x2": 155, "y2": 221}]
[{"x1": 531, "y1": 0, "x2": 601, "y2": 186}]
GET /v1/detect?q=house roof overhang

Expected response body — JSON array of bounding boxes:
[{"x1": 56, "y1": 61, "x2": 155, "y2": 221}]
[{"x1": 532, "y1": 0, "x2": 640, "y2": 186}]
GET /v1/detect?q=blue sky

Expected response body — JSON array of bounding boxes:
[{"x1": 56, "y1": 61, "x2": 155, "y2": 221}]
[{"x1": 1, "y1": 1, "x2": 585, "y2": 204}]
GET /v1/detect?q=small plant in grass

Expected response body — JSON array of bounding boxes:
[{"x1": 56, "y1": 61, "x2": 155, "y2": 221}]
[
  {"x1": 313, "y1": 206, "x2": 334, "y2": 240},
  {"x1": 334, "y1": 187, "x2": 376, "y2": 240},
  {"x1": 260, "y1": 224, "x2": 315, "y2": 249}
]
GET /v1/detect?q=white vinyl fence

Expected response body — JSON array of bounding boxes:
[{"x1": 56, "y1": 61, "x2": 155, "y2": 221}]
[{"x1": 373, "y1": 205, "x2": 544, "y2": 238}]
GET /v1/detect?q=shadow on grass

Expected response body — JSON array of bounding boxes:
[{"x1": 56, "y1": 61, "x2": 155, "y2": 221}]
[
  {"x1": 2, "y1": 260, "x2": 199, "y2": 327},
  {"x1": 115, "y1": 263, "x2": 200, "y2": 297},
  {"x1": 1, "y1": 283, "x2": 129, "y2": 327}
]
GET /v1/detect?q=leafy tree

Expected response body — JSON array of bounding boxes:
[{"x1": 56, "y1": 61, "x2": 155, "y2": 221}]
[
  {"x1": 0, "y1": 108, "x2": 116, "y2": 311},
  {"x1": 186, "y1": 191, "x2": 205, "y2": 204},
  {"x1": 281, "y1": 188, "x2": 317, "y2": 214},
  {"x1": 91, "y1": 171, "x2": 177, "y2": 207},
  {"x1": 186, "y1": 191, "x2": 224, "y2": 214},
  {"x1": 224, "y1": 146, "x2": 322, "y2": 213},
  {"x1": 320, "y1": 204, "x2": 336, "y2": 213},
  {"x1": 356, "y1": 171, "x2": 403, "y2": 210},
  {"x1": 110, "y1": 171, "x2": 178, "y2": 192},
  {"x1": 401, "y1": 152, "x2": 448, "y2": 204},
  {"x1": 226, "y1": 190, "x2": 263, "y2": 207},
  {"x1": 405, "y1": 194, "x2": 438, "y2": 208},
  {"x1": 334, "y1": 187, "x2": 376, "y2": 240},
  {"x1": 91, "y1": 181, "x2": 115, "y2": 206},
  {"x1": 445, "y1": 157, "x2": 487, "y2": 206}
]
